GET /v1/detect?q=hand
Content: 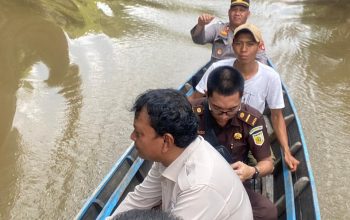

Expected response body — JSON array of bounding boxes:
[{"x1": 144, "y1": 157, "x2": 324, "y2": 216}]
[
  {"x1": 284, "y1": 152, "x2": 300, "y2": 172},
  {"x1": 197, "y1": 14, "x2": 215, "y2": 27},
  {"x1": 231, "y1": 161, "x2": 254, "y2": 181}
]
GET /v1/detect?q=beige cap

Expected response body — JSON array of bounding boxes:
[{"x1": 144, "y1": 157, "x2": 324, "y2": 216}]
[{"x1": 233, "y1": 23, "x2": 263, "y2": 43}]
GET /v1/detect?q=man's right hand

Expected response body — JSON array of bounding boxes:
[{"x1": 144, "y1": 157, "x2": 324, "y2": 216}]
[{"x1": 198, "y1": 14, "x2": 215, "y2": 27}]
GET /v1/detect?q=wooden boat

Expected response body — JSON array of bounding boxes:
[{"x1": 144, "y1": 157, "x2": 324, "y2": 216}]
[{"x1": 75, "y1": 62, "x2": 321, "y2": 220}]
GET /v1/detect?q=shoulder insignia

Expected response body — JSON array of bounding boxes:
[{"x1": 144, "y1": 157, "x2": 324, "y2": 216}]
[
  {"x1": 219, "y1": 25, "x2": 230, "y2": 37},
  {"x1": 238, "y1": 110, "x2": 258, "y2": 127},
  {"x1": 233, "y1": 132, "x2": 242, "y2": 140},
  {"x1": 249, "y1": 125, "x2": 263, "y2": 135},
  {"x1": 193, "y1": 105, "x2": 204, "y2": 115},
  {"x1": 252, "y1": 131, "x2": 264, "y2": 146}
]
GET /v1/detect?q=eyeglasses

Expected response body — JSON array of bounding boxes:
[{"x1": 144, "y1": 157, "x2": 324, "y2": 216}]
[{"x1": 208, "y1": 101, "x2": 241, "y2": 116}]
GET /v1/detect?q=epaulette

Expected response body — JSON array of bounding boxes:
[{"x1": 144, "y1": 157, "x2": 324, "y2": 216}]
[
  {"x1": 237, "y1": 110, "x2": 258, "y2": 127},
  {"x1": 192, "y1": 105, "x2": 204, "y2": 116}
]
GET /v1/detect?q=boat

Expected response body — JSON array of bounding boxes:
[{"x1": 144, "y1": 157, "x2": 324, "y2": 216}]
[{"x1": 75, "y1": 61, "x2": 321, "y2": 220}]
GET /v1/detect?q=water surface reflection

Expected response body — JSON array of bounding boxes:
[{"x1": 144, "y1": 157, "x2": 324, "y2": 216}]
[{"x1": 1, "y1": 0, "x2": 349, "y2": 219}]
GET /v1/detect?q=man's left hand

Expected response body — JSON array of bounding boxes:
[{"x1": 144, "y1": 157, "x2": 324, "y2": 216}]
[{"x1": 284, "y1": 152, "x2": 300, "y2": 172}]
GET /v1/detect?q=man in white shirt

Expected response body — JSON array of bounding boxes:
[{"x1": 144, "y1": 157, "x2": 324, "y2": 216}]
[
  {"x1": 190, "y1": 23, "x2": 300, "y2": 172},
  {"x1": 108, "y1": 89, "x2": 253, "y2": 220}
]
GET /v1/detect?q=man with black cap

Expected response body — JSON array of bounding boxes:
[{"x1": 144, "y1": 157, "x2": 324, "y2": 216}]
[{"x1": 190, "y1": 0, "x2": 267, "y2": 87}]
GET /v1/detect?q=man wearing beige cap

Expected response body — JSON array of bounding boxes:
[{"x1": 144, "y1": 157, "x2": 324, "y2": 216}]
[
  {"x1": 193, "y1": 23, "x2": 300, "y2": 173},
  {"x1": 190, "y1": 0, "x2": 267, "y2": 87}
]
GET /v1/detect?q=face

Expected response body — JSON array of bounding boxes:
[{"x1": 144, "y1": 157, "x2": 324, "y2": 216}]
[
  {"x1": 130, "y1": 107, "x2": 164, "y2": 161},
  {"x1": 228, "y1": 5, "x2": 250, "y2": 28},
  {"x1": 208, "y1": 91, "x2": 241, "y2": 127},
  {"x1": 232, "y1": 32, "x2": 259, "y2": 64}
]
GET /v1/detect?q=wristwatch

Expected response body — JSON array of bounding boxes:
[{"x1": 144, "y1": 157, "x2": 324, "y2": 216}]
[{"x1": 252, "y1": 166, "x2": 260, "y2": 179}]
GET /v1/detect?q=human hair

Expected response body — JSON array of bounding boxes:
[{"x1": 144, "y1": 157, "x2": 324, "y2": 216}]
[
  {"x1": 233, "y1": 29, "x2": 257, "y2": 43},
  {"x1": 207, "y1": 66, "x2": 244, "y2": 98},
  {"x1": 131, "y1": 89, "x2": 198, "y2": 148},
  {"x1": 110, "y1": 209, "x2": 183, "y2": 220}
]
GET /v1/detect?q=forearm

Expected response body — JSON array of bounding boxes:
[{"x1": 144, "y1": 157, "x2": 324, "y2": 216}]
[
  {"x1": 190, "y1": 24, "x2": 206, "y2": 44},
  {"x1": 271, "y1": 110, "x2": 291, "y2": 155},
  {"x1": 255, "y1": 158, "x2": 274, "y2": 177}
]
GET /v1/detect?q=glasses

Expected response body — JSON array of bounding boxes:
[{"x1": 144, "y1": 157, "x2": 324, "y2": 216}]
[{"x1": 208, "y1": 101, "x2": 241, "y2": 116}]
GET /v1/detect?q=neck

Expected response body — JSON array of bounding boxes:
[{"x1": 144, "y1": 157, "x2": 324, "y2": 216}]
[
  {"x1": 233, "y1": 60, "x2": 258, "y2": 80},
  {"x1": 160, "y1": 145, "x2": 185, "y2": 167}
]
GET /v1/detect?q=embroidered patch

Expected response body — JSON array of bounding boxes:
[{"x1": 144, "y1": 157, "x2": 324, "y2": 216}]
[
  {"x1": 252, "y1": 131, "x2": 264, "y2": 146},
  {"x1": 249, "y1": 125, "x2": 263, "y2": 135}
]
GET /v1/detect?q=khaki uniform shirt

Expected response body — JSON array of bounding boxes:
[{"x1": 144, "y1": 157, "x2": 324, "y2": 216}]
[
  {"x1": 109, "y1": 136, "x2": 253, "y2": 220},
  {"x1": 190, "y1": 22, "x2": 268, "y2": 64}
]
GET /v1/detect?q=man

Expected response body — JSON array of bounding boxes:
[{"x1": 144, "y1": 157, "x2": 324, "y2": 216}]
[
  {"x1": 108, "y1": 89, "x2": 253, "y2": 220},
  {"x1": 191, "y1": 66, "x2": 276, "y2": 220},
  {"x1": 192, "y1": 23, "x2": 300, "y2": 172},
  {"x1": 190, "y1": 0, "x2": 267, "y2": 87}
]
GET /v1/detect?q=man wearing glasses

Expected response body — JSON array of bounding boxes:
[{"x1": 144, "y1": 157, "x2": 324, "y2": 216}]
[{"x1": 191, "y1": 66, "x2": 277, "y2": 220}]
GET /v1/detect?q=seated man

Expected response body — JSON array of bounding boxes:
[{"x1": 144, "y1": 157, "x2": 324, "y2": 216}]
[
  {"x1": 190, "y1": 0, "x2": 267, "y2": 87},
  {"x1": 191, "y1": 23, "x2": 300, "y2": 172},
  {"x1": 108, "y1": 89, "x2": 253, "y2": 220},
  {"x1": 191, "y1": 66, "x2": 277, "y2": 220}
]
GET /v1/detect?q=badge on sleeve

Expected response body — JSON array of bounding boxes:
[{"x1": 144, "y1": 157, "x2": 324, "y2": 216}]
[
  {"x1": 252, "y1": 131, "x2": 264, "y2": 146},
  {"x1": 249, "y1": 126, "x2": 263, "y2": 135}
]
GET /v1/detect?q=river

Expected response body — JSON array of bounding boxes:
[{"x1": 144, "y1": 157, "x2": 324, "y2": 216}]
[{"x1": 0, "y1": 0, "x2": 349, "y2": 219}]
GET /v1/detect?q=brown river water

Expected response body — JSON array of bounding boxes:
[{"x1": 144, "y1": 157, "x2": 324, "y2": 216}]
[{"x1": 0, "y1": 0, "x2": 349, "y2": 219}]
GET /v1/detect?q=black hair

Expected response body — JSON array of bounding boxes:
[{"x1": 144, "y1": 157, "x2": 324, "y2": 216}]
[
  {"x1": 111, "y1": 209, "x2": 183, "y2": 220},
  {"x1": 207, "y1": 66, "x2": 244, "y2": 97},
  {"x1": 131, "y1": 89, "x2": 198, "y2": 148}
]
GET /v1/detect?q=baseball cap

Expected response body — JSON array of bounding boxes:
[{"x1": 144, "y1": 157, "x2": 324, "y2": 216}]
[
  {"x1": 233, "y1": 23, "x2": 263, "y2": 43},
  {"x1": 231, "y1": 0, "x2": 250, "y2": 8}
]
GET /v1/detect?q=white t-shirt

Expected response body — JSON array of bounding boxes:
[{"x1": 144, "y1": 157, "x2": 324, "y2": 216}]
[{"x1": 195, "y1": 58, "x2": 285, "y2": 113}]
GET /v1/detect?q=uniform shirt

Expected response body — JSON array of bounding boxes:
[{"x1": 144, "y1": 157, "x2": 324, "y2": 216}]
[
  {"x1": 190, "y1": 22, "x2": 268, "y2": 63},
  {"x1": 109, "y1": 136, "x2": 253, "y2": 220},
  {"x1": 193, "y1": 101, "x2": 271, "y2": 163},
  {"x1": 195, "y1": 58, "x2": 285, "y2": 113}
]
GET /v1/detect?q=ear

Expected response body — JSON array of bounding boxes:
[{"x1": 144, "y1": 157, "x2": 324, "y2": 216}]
[{"x1": 161, "y1": 133, "x2": 175, "y2": 153}]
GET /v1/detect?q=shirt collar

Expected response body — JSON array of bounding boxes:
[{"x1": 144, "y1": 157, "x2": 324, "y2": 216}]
[{"x1": 161, "y1": 136, "x2": 202, "y2": 182}]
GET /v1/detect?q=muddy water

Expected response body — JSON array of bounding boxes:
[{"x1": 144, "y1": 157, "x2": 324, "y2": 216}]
[{"x1": 0, "y1": 0, "x2": 349, "y2": 219}]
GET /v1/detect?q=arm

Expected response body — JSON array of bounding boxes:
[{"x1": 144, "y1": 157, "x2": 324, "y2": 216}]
[
  {"x1": 110, "y1": 163, "x2": 162, "y2": 217},
  {"x1": 270, "y1": 109, "x2": 300, "y2": 172},
  {"x1": 232, "y1": 157, "x2": 273, "y2": 181},
  {"x1": 232, "y1": 113, "x2": 274, "y2": 181},
  {"x1": 190, "y1": 14, "x2": 216, "y2": 44}
]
